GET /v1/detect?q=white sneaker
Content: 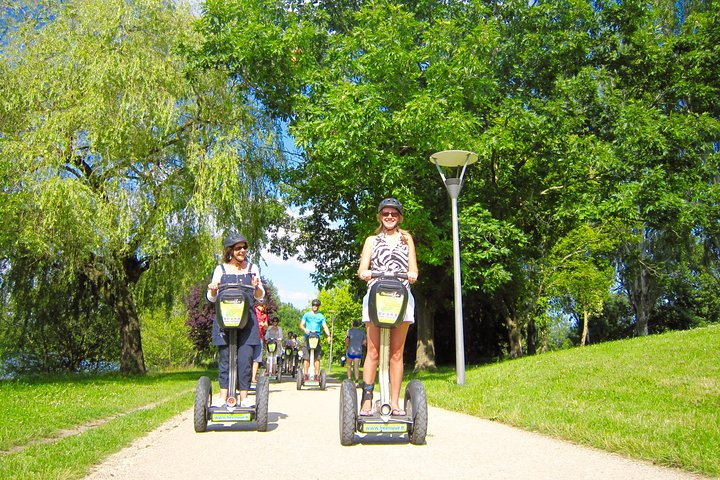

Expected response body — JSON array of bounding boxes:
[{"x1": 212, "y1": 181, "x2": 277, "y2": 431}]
[{"x1": 240, "y1": 398, "x2": 255, "y2": 408}]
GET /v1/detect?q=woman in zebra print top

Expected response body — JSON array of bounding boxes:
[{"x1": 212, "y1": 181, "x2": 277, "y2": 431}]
[{"x1": 357, "y1": 198, "x2": 418, "y2": 416}]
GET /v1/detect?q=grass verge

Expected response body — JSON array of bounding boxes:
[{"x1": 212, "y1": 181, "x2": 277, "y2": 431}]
[
  {"x1": 0, "y1": 369, "x2": 212, "y2": 479},
  {"x1": 410, "y1": 324, "x2": 720, "y2": 477}
]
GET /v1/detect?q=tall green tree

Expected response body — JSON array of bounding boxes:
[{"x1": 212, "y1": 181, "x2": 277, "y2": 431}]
[
  {"x1": 0, "y1": 0, "x2": 287, "y2": 373},
  {"x1": 193, "y1": 0, "x2": 720, "y2": 364}
]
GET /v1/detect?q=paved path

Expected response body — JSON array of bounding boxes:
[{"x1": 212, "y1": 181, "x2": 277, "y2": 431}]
[{"x1": 85, "y1": 376, "x2": 709, "y2": 480}]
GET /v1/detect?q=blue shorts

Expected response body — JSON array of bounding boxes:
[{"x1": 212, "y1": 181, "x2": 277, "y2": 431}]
[
  {"x1": 347, "y1": 353, "x2": 362, "y2": 360},
  {"x1": 253, "y1": 344, "x2": 262, "y2": 363}
]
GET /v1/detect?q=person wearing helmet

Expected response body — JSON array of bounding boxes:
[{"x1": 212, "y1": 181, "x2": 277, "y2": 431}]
[
  {"x1": 357, "y1": 198, "x2": 418, "y2": 416},
  {"x1": 206, "y1": 232, "x2": 265, "y2": 408},
  {"x1": 299, "y1": 298, "x2": 332, "y2": 380}
]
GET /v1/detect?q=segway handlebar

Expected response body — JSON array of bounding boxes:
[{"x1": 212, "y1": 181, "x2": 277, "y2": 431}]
[{"x1": 370, "y1": 271, "x2": 408, "y2": 280}]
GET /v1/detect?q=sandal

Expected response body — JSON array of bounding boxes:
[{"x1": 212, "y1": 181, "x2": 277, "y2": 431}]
[
  {"x1": 359, "y1": 409, "x2": 373, "y2": 416},
  {"x1": 391, "y1": 408, "x2": 406, "y2": 416}
]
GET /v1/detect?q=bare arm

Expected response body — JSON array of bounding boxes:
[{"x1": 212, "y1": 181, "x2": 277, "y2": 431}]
[
  {"x1": 406, "y1": 233, "x2": 419, "y2": 284},
  {"x1": 357, "y1": 236, "x2": 375, "y2": 281}
]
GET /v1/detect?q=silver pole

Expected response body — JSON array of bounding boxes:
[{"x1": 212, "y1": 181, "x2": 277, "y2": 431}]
[
  {"x1": 447, "y1": 179, "x2": 465, "y2": 386},
  {"x1": 328, "y1": 315, "x2": 335, "y2": 372},
  {"x1": 431, "y1": 150, "x2": 476, "y2": 387}
]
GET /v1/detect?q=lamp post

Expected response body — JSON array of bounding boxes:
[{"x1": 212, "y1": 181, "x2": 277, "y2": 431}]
[{"x1": 429, "y1": 150, "x2": 478, "y2": 386}]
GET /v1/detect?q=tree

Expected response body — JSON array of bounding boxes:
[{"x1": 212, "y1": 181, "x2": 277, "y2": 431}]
[
  {"x1": 544, "y1": 225, "x2": 617, "y2": 345},
  {"x1": 193, "y1": 0, "x2": 720, "y2": 364},
  {"x1": 0, "y1": 0, "x2": 287, "y2": 373}
]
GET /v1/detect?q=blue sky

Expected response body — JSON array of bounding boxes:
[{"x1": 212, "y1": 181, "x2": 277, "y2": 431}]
[{"x1": 258, "y1": 250, "x2": 317, "y2": 310}]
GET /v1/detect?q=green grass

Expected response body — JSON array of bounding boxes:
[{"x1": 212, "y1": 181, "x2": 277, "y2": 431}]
[
  {"x1": 410, "y1": 324, "x2": 720, "y2": 477},
  {"x1": 1, "y1": 326, "x2": 718, "y2": 479},
  {"x1": 0, "y1": 369, "x2": 212, "y2": 479}
]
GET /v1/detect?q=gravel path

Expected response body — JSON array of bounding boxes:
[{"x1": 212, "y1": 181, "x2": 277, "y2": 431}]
[{"x1": 84, "y1": 377, "x2": 709, "y2": 480}]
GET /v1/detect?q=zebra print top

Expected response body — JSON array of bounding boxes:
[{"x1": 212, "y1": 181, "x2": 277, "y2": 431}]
[{"x1": 370, "y1": 233, "x2": 410, "y2": 287}]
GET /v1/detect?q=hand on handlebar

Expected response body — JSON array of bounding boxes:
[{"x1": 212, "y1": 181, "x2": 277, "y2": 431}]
[{"x1": 359, "y1": 270, "x2": 372, "y2": 281}]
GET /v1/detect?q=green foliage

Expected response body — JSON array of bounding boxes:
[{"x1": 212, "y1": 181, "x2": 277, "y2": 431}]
[
  {"x1": 140, "y1": 307, "x2": 196, "y2": 370},
  {"x1": 188, "y1": 0, "x2": 720, "y2": 359},
  {"x1": 276, "y1": 302, "x2": 303, "y2": 335},
  {"x1": 0, "y1": 0, "x2": 289, "y2": 373},
  {"x1": 317, "y1": 282, "x2": 362, "y2": 341}
]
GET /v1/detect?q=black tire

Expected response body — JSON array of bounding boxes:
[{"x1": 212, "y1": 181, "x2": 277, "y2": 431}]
[
  {"x1": 405, "y1": 379, "x2": 428, "y2": 445},
  {"x1": 193, "y1": 376, "x2": 212, "y2": 433},
  {"x1": 255, "y1": 375, "x2": 269, "y2": 432},
  {"x1": 296, "y1": 370, "x2": 303, "y2": 390},
  {"x1": 339, "y1": 379, "x2": 357, "y2": 446},
  {"x1": 320, "y1": 369, "x2": 327, "y2": 390}
]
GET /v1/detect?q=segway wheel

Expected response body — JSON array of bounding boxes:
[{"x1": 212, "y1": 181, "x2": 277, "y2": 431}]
[
  {"x1": 193, "y1": 376, "x2": 212, "y2": 433},
  {"x1": 405, "y1": 379, "x2": 428, "y2": 445},
  {"x1": 320, "y1": 369, "x2": 327, "y2": 390},
  {"x1": 296, "y1": 370, "x2": 303, "y2": 390},
  {"x1": 255, "y1": 375, "x2": 270, "y2": 432},
  {"x1": 339, "y1": 379, "x2": 358, "y2": 446}
]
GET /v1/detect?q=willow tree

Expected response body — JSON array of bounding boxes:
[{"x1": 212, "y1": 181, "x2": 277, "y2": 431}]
[{"x1": 0, "y1": 0, "x2": 286, "y2": 373}]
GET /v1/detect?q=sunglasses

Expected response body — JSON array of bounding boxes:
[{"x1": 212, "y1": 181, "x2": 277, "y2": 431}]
[
  {"x1": 381, "y1": 211, "x2": 400, "y2": 218},
  {"x1": 233, "y1": 244, "x2": 249, "y2": 251}
]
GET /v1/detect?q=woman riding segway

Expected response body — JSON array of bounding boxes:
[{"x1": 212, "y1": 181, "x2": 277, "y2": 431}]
[
  {"x1": 339, "y1": 197, "x2": 426, "y2": 445},
  {"x1": 358, "y1": 198, "x2": 418, "y2": 417},
  {"x1": 193, "y1": 233, "x2": 270, "y2": 432}
]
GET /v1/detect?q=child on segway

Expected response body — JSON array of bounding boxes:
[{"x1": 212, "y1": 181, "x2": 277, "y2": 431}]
[
  {"x1": 357, "y1": 198, "x2": 418, "y2": 417},
  {"x1": 206, "y1": 233, "x2": 265, "y2": 408}
]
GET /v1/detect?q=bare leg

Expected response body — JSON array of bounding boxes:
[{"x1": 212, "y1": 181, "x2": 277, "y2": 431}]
[
  {"x1": 361, "y1": 323, "x2": 380, "y2": 412},
  {"x1": 389, "y1": 322, "x2": 410, "y2": 411},
  {"x1": 219, "y1": 388, "x2": 228, "y2": 405},
  {"x1": 354, "y1": 358, "x2": 361, "y2": 382},
  {"x1": 252, "y1": 362, "x2": 258, "y2": 383}
]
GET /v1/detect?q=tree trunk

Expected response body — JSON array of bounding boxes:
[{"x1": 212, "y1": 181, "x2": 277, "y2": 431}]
[
  {"x1": 115, "y1": 280, "x2": 146, "y2": 374},
  {"x1": 622, "y1": 229, "x2": 658, "y2": 337},
  {"x1": 526, "y1": 318, "x2": 537, "y2": 355},
  {"x1": 505, "y1": 313, "x2": 523, "y2": 358},
  {"x1": 87, "y1": 260, "x2": 147, "y2": 374},
  {"x1": 630, "y1": 264, "x2": 652, "y2": 336},
  {"x1": 414, "y1": 292, "x2": 437, "y2": 372},
  {"x1": 580, "y1": 310, "x2": 590, "y2": 346}
]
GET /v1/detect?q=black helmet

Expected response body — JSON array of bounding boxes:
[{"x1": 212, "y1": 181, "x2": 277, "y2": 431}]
[
  {"x1": 311, "y1": 299, "x2": 321, "y2": 306},
  {"x1": 378, "y1": 198, "x2": 403, "y2": 216},
  {"x1": 223, "y1": 232, "x2": 248, "y2": 248}
]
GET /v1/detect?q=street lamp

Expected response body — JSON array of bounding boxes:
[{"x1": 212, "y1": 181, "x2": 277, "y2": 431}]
[{"x1": 429, "y1": 150, "x2": 478, "y2": 386}]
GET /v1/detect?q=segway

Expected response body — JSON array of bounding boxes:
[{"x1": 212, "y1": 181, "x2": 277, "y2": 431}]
[
  {"x1": 194, "y1": 282, "x2": 269, "y2": 432},
  {"x1": 282, "y1": 342, "x2": 298, "y2": 376},
  {"x1": 266, "y1": 339, "x2": 281, "y2": 382},
  {"x1": 296, "y1": 332, "x2": 327, "y2": 390},
  {"x1": 339, "y1": 272, "x2": 427, "y2": 445}
]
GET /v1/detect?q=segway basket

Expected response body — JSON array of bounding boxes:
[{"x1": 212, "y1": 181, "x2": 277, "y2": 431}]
[
  {"x1": 216, "y1": 283, "x2": 251, "y2": 329},
  {"x1": 368, "y1": 278, "x2": 408, "y2": 328},
  {"x1": 307, "y1": 332, "x2": 320, "y2": 349},
  {"x1": 266, "y1": 339, "x2": 277, "y2": 354}
]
